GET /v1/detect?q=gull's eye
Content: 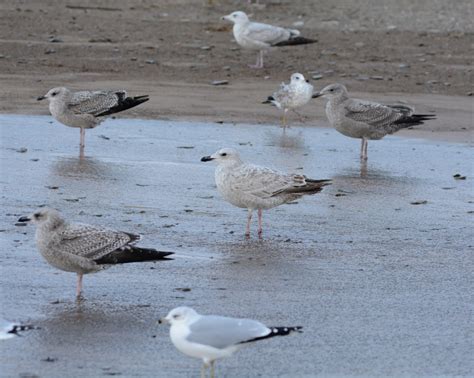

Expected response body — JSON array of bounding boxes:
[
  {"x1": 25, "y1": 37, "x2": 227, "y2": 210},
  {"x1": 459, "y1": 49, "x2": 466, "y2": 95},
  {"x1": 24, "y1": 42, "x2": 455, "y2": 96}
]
[
  {"x1": 34, "y1": 213, "x2": 42, "y2": 219},
  {"x1": 329, "y1": 89, "x2": 334, "y2": 92},
  {"x1": 51, "y1": 92, "x2": 58, "y2": 97},
  {"x1": 173, "y1": 314, "x2": 179, "y2": 319},
  {"x1": 295, "y1": 77, "x2": 299, "y2": 80},
  {"x1": 233, "y1": 14, "x2": 237, "y2": 18},
  {"x1": 220, "y1": 153, "x2": 227, "y2": 157}
]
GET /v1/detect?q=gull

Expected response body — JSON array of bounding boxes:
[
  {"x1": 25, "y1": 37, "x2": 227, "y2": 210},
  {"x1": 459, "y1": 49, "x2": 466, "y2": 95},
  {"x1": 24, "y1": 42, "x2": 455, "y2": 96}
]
[
  {"x1": 201, "y1": 148, "x2": 331, "y2": 237},
  {"x1": 0, "y1": 318, "x2": 36, "y2": 340},
  {"x1": 18, "y1": 208, "x2": 173, "y2": 299},
  {"x1": 263, "y1": 73, "x2": 314, "y2": 128},
  {"x1": 159, "y1": 306, "x2": 302, "y2": 378},
  {"x1": 37, "y1": 87, "x2": 149, "y2": 155},
  {"x1": 313, "y1": 83, "x2": 436, "y2": 160},
  {"x1": 221, "y1": 11, "x2": 316, "y2": 68}
]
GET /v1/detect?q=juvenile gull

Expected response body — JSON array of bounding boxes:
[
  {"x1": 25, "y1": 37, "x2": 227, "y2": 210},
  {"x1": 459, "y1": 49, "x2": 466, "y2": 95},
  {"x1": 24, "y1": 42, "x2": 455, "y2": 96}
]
[
  {"x1": 0, "y1": 318, "x2": 35, "y2": 340},
  {"x1": 201, "y1": 148, "x2": 330, "y2": 237},
  {"x1": 18, "y1": 208, "x2": 173, "y2": 299},
  {"x1": 37, "y1": 87, "x2": 149, "y2": 155},
  {"x1": 159, "y1": 306, "x2": 302, "y2": 378},
  {"x1": 263, "y1": 73, "x2": 314, "y2": 128},
  {"x1": 313, "y1": 83, "x2": 436, "y2": 160},
  {"x1": 221, "y1": 11, "x2": 316, "y2": 68}
]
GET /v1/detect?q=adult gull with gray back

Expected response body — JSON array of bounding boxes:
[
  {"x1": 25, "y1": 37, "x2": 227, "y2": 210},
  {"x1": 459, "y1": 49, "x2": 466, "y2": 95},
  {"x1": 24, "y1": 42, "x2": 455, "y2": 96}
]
[
  {"x1": 263, "y1": 73, "x2": 314, "y2": 128},
  {"x1": 18, "y1": 208, "x2": 173, "y2": 299},
  {"x1": 159, "y1": 306, "x2": 302, "y2": 378},
  {"x1": 313, "y1": 83, "x2": 436, "y2": 160},
  {"x1": 37, "y1": 87, "x2": 149, "y2": 155},
  {"x1": 201, "y1": 148, "x2": 330, "y2": 237},
  {"x1": 222, "y1": 11, "x2": 316, "y2": 68}
]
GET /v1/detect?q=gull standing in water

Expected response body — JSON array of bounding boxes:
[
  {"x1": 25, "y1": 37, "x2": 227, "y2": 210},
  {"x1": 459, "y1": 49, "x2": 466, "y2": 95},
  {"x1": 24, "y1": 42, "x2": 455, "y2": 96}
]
[
  {"x1": 201, "y1": 148, "x2": 330, "y2": 237},
  {"x1": 37, "y1": 87, "x2": 149, "y2": 155},
  {"x1": 159, "y1": 306, "x2": 302, "y2": 378},
  {"x1": 313, "y1": 83, "x2": 436, "y2": 160},
  {"x1": 221, "y1": 11, "x2": 316, "y2": 68},
  {"x1": 18, "y1": 208, "x2": 173, "y2": 299},
  {"x1": 263, "y1": 73, "x2": 314, "y2": 128}
]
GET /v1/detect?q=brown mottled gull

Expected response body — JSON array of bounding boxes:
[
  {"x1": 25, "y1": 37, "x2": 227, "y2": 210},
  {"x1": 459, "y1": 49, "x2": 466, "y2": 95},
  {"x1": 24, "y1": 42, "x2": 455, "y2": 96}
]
[
  {"x1": 37, "y1": 87, "x2": 149, "y2": 155},
  {"x1": 18, "y1": 208, "x2": 173, "y2": 299},
  {"x1": 313, "y1": 83, "x2": 436, "y2": 160}
]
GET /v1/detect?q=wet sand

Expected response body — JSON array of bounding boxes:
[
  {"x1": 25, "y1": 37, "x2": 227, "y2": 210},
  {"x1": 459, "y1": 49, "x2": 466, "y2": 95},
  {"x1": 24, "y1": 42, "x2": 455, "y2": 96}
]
[{"x1": 1, "y1": 115, "x2": 472, "y2": 377}]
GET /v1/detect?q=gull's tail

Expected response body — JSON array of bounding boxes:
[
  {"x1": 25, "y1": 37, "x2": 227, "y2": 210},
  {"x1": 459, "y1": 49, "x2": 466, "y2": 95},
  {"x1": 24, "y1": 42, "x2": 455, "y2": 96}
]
[
  {"x1": 241, "y1": 326, "x2": 303, "y2": 344},
  {"x1": 95, "y1": 246, "x2": 173, "y2": 265},
  {"x1": 273, "y1": 36, "x2": 317, "y2": 47},
  {"x1": 96, "y1": 94, "x2": 150, "y2": 117},
  {"x1": 276, "y1": 178, "x2": 331, "y2": 196}
]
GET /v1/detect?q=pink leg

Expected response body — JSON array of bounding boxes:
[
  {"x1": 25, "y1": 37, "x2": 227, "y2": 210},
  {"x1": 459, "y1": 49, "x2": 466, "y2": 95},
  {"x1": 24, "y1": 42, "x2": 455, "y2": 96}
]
[
  {"x1": 364, "y1": 139, "x2": 368, "y2": 160},
  {"x1": 76, "y1": 273, "x2": 83, "y2": 299},
  {"x1": 360, "y1": 138, "x2": 368, "y2": 160},
  {"x1": 257, "y1": 209, "x2": 263, "y2": 237},
  {"x1": 79, "y1": 128, "x2": 86, "y2": 157},
  {"x1": 245, "y1": 209, "x2": 253, "y2": 237},
  {"x1": 249, "y1": 50, "x2": 264, "y2": 69}
]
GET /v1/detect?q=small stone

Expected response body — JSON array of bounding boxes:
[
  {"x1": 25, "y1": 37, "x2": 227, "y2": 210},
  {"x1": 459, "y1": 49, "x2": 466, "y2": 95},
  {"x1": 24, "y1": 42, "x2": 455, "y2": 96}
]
[
  {"x1": 410, "y1": 200, "x2": 428, "y2": 205},
  {"x1": 453, "y1": 174, "x2": 466, "y2": 180},
  {"x1": 48, "y1": 37, "x2": 63, "y2": 43},
  {"x1": 16, "y1": 147, "x2": 28, "y2": 153},
  {"x1": 211, "y1": 80, "x2": 228, "y2": 86},
  {"x1": 145, "y1": 59, "x2": 156, "y2": 64},
  {"x1": 354, "y1": 42, "x2": 365, "y2": 48},
  {"x1": 222, "y1": 66, "x2": 231, "y2": 71},
  {"x1": 370, "y1": 75, "x2": 384, "y2": 80},
  {"x1": 312, "y1": 74, "x2": 323, "y2": 80},
  {"x1": 200, "y1": 46, "x2": 213, "y2": 50},
  {"x1": 44, "y1": 49, "x2": 56, "y2": 54}
]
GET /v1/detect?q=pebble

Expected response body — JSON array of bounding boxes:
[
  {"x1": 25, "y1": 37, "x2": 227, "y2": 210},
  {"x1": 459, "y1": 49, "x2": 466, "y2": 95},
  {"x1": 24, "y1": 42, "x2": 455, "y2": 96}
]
[
  {"x1": 211, "y1": 80, "x2": 228, "y2": 86},
  {"x1": 145, "y1": 59, "x2": 156, "y2": 64},
  {"x1": 48, "y1": 37, "x2": 63, "y2": 43},
  {"x1": 312, "y1": 74, "x2": 323, "y2": 80}
]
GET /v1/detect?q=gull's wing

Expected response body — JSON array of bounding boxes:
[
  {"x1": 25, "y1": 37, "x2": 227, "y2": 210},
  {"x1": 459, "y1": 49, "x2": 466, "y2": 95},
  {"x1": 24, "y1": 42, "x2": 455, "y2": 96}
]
[
  {"x1": 68, "y1": 90, "x2": 126, "y2": 116},
  {"x1": 273, "y1": 82, "x2": 291, "y2": 103},
  {"x1": 56, "y1": 223, "x2": 139, "y2": 261},
  {"x1": 343, "y1": 99, "x2": 411, "y2": 129},
  {"x1": 232, "y1": 164, "x2": 318, "y2": 198},
  {"x1": 187, "y1": 315, "x2": 270, "y2": 349},
  {"x1": 244, "y1": 21, "x2": 291, "y2": 45}
]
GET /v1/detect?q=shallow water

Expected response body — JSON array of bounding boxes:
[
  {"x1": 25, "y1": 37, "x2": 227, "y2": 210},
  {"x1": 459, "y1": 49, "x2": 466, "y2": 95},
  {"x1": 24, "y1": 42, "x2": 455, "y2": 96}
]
[{"x1": 0, "y1": 115, "x2": 472, "y2": 377}]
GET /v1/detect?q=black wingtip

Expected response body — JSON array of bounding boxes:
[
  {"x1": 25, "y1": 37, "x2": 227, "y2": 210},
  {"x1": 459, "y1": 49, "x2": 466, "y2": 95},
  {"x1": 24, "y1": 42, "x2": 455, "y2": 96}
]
[
  {"x1": 240, "y1": 326, "x2": 303, "y2": 344},
  {"x1": 95, "y1": 94, "x2": 150, "y2": 117},
  {"x1": 273, "y1": 37, "x2": 317, "y2": 47}
]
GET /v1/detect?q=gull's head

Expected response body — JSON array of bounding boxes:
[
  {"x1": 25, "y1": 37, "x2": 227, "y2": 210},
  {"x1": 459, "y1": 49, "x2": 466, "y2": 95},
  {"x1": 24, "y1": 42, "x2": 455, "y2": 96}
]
[
  {"x1": 290, "y1": 73, "x2": 309, "y2": 85},
  {"x1": 18, "y1": 207, "x2": 64, "y2": 228},
  {"x1": 201, "y1": 148, "x2": 242, "y2": 165},
  {"x1": 313, "y1": 83, "x2": 348, "y2": 100},
  {"x1": 222, "y1": 11, "x2": 249, "y2": 24},
  {"x1": 159, "y1": 306, "x2": 199, "y2": 326},
  {"x1": 37, "y1": 87, "x2": 69, "y2": 102}
]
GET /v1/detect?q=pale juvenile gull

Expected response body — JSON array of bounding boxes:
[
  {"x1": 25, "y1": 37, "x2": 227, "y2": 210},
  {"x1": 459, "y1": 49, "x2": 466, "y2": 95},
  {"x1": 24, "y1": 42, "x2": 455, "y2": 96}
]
[
  {"x1": 221, "y1": 11, "x2": 316, "y2": 68},
  {"x1": 37, "y1": 87, "x2": 149, "y2": 155},
  {"x1": 313, "y1": 83, "x2": 436, "y2": 160},
  {"x1": 159, "y1": 306, "x2": 302, "y2": 378},
  {"x1": 0, "y1": 318, "x2": 35, "y2": 340},
  {"x1": 18, "y1": 208, "x2": 173, "y2": 299},
  {"x1": 201, "y1": 148, "x2": 331, "y2": 237},
  {"x1": 263, "y1": 73, "x2": 314, "y2": 128}
]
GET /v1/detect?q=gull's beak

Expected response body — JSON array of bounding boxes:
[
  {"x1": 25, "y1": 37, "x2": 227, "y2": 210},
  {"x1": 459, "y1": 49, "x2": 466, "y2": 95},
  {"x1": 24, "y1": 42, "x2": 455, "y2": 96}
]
[
  {"x1": 201, "y1": 155, "x2": 214, "y2": 162},
  {"x1": 312, "y1": 92, "x2": 322, "y2": 99},
  {"x1": 221, "y1": 14, "x2": 231, "y2": 21},
  {"x1": 18, "y1": 216, "x2": 31, "y2": 223},
  {"x1": 37, "y1": 96, "x2": 46, "y2": 101},
  {"x1": 158, "y1": 317, "x2": 169, "y2": 325}
]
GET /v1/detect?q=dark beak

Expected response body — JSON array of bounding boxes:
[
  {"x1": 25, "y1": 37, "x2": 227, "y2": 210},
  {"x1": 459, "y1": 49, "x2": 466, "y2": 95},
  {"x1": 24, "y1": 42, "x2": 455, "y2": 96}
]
[
  {"x1": 37, "y1": 96, "x2": 46, "y2": 101},
  {"x1": 158, "y1": 317, "x2": 168, "y2": 324},
  {"x1": 312, "y1": 92, "x2": 322, "y2": 98},
  {"x1": 18, "y1": 216, "x2": 31, "y2": 223},
  {"x1": 201, "y1": 156, "x2": 214, "y2": 162}
]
